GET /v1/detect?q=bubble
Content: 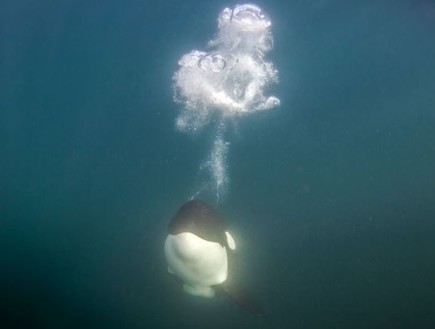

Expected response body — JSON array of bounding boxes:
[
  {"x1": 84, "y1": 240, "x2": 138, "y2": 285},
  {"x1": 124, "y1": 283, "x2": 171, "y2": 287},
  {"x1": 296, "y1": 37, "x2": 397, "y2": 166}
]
[
  {"x1": 198, "y1": 54, "x2": 227, "y2": 72},
  {"x1": 201, "y1": 130, "x2": 229, "y2": 204},
  {"x1": 172, "y1": 4, "x2": 280, "y2": 202}
]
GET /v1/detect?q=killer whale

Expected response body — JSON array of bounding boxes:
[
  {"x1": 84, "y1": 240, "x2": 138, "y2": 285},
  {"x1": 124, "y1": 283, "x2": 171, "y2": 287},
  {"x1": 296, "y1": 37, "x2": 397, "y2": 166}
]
[{"x1": 164, "y1": 200, "x2": 264, "y2": 315}]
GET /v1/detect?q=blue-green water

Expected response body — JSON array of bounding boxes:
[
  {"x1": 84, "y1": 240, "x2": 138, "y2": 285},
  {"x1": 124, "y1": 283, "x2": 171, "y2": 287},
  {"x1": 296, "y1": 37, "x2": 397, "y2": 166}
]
[{"x1": 1, "y1": 0, "x2": 435, "y2": 328}]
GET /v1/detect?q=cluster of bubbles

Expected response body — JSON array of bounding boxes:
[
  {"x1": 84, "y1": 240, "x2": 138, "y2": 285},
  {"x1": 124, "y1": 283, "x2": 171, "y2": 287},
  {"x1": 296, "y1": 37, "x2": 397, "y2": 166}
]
[{"x1": 172, "y1": 4, "x2": 280, "y2": 202}]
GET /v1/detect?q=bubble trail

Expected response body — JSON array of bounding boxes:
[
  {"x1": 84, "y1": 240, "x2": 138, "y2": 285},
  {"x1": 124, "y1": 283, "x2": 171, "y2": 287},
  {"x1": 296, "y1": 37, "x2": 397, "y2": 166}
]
[
  {"x1": 205, "y1": 126, "x2": 229, "y2": 204},
  {"x1": 173, "y1": 4, "x2": 280, "y2": 203}
]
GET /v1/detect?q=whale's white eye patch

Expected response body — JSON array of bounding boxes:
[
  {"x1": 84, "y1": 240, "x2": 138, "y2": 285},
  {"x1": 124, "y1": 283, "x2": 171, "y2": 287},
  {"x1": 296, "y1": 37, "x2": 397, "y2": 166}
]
[{"x1": 225, "y1": 231, "x2": 236, "y2": 250}]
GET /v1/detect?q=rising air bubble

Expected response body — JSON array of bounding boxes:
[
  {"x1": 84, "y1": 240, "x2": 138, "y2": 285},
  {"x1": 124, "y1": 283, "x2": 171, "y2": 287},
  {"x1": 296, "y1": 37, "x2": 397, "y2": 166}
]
[
  {"x1": 198, "y1": 54, "x2": 227, "y2": 72},
  {"x1": 173, "y1": 4, "x2": 280, "y2": 203}
]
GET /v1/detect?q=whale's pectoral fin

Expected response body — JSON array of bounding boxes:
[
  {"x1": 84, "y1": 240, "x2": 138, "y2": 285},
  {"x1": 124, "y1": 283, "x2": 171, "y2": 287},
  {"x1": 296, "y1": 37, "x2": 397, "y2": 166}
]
[{"x1": 216, "y1": 280, "x2": 265, "y2": 316}]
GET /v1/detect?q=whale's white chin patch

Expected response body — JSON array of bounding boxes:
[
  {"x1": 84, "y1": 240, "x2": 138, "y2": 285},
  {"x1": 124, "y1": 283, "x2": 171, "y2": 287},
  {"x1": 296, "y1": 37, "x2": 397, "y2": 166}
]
[
  {"x1": 183, "y1": 284, "x2": 216, "y2": 297},
  {"x1": 164, "y1": 232, "x2": 228, "y2": 297}
]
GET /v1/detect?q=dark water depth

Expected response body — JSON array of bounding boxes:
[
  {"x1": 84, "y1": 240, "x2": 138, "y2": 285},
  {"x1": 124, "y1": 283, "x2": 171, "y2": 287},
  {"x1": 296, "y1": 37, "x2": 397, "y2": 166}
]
[{"x1": 1, "y1": 1, "x2": 435, "y2": 328}]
